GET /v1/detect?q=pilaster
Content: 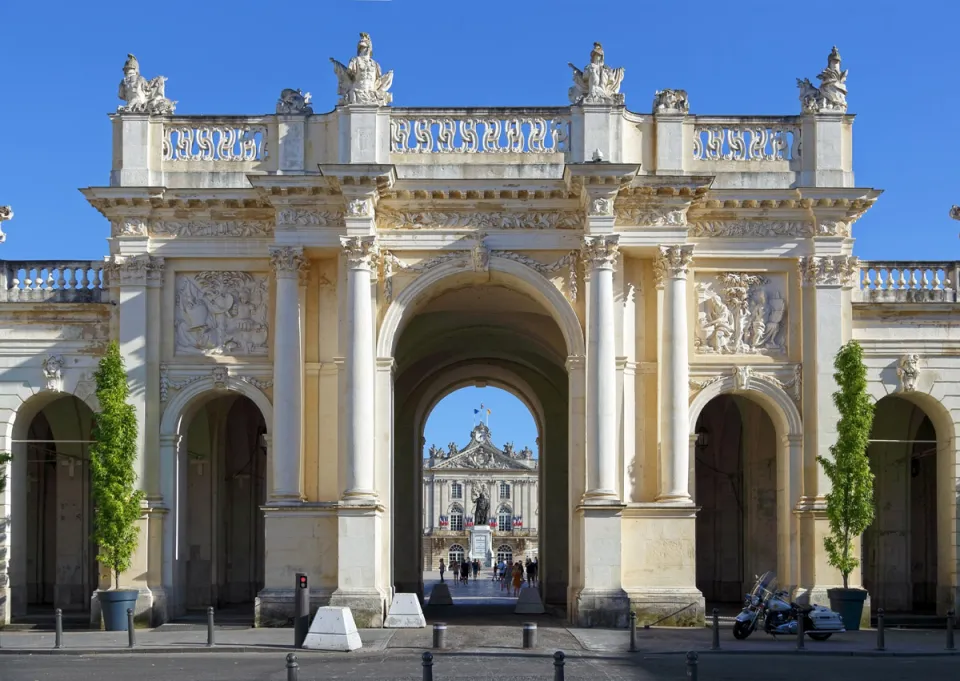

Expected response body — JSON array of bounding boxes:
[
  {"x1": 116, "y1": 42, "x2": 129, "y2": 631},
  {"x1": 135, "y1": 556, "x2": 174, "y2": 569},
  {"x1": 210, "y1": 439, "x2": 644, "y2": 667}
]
[
  {"x1": 336, "y1": 105, "x2": 392, "y2": 164},
  {"x1": 110, "y1": 114, "x2": 164, "y2": 187},
  {"x1": 653, "y1": 112, "x2": 689, "y2": 175},
  {"x1": 569, "y1": 104, "x2": 624, "y2": 163},
  {"x1": 799, "y1": 111, "x2": 854, "y2": 188}
]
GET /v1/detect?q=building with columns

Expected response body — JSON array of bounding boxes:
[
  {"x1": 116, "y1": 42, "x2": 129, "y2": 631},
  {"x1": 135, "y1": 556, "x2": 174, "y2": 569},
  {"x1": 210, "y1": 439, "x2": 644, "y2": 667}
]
[
  {"x1": 1, "y1": 38, "x2": 959, "y2": 629},
  {"x1": 422, "y1": 422, "x2": 539, "y2": 570}
]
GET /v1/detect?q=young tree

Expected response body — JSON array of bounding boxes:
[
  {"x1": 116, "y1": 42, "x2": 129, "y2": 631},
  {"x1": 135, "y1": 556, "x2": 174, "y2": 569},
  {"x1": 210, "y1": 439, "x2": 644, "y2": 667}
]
[
  {"x1": 817, "y1": 339, "x2": 876, "y2": 589},
  {"x1": 0, "y1": 452, "x2": 10, "y2": 494},
  {"x1": 89, "y1": 341, "x2": 144, "y2": 590}
]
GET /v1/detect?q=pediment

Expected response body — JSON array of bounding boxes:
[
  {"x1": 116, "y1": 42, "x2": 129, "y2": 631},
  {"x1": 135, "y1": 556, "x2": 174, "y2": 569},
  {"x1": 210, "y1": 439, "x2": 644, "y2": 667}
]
[{"x1": 430, "y1": 444, "x2": 532, "y2": 471}]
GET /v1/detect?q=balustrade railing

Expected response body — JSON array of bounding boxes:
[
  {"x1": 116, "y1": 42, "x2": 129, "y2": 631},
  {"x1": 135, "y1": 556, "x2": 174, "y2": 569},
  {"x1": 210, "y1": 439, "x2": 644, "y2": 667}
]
[
  {"x1": 857, "y1": 261, "x2": 959, "y2": 303},
  {"x1": 162, "y1": 119, "x2": 269, "y2": 163},
  {"x1": 691, "y1": 117, "x2": 801, "y2": 162},
  {"x1": 389, "y1": 109, "x2": 570, "y2": 154},
  {"x1": 1, "y1": 261, "x2": 107, "y2": 303}
]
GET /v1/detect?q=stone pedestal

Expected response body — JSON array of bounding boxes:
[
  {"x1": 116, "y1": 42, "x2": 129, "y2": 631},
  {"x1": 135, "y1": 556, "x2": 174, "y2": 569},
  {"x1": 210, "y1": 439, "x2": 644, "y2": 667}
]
[{"x1": 469, "y1": 526, "x2": 492, "y2": 566}]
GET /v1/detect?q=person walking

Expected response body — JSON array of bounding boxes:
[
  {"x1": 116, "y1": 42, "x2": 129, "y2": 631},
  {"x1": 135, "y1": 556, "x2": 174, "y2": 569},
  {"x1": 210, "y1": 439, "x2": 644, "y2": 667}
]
[
  {"x1": 450, "y1": 560, "x2": 458, "y2": 587},
  {"x1": 472, "y1": 559, "x2": 480, "y2": 581},
  {"x1": 439, "y1": 558, "x2": 446, "y2": 583},
  {"x1": 511, "y1": 561, "x2": 524, "y2": 597},
  {"x1": 460, "y1": 559, "x2": 469, "y2": 585}
]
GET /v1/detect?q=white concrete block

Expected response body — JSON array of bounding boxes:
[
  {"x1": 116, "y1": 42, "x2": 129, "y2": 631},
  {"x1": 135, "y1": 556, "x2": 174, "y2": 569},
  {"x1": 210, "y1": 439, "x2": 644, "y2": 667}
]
[
  {"x1": 384, "y1": 592, "x2": 426, "y2": 628},
  {"x1": 428, "y1": 582, "x2": 453, "y2": 606},
  {"x1": 301, "y1": 606, "x2": 362, "y2": 651},
  {"x1": 514, "y1": 587, "x2": 545, "y2": 614}
]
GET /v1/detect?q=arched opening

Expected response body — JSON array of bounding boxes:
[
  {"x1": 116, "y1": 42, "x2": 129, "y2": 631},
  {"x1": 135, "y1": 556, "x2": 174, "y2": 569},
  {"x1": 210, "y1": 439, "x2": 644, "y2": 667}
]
[
  {"x1": 9, "y1": 393, "x2": 96, "y2": 623},
  {"x1": 497, "y1": 545, "x2": 514, "y2": 565},
  {"x1": 421, "y1": 385, "x2": 539, "y2": 601},
  {"x1": 448, "y1": 544, "x2": 465, "y2": 565},
  {"x1": 863, "y1": 395, "x2": 942, "y2": 614},
  {"x1": 178, "y1": 393, "x2": 267, "y2": 618},
  {"x1": 694, "y1": 394, "x2": 778, "y2": 608}
]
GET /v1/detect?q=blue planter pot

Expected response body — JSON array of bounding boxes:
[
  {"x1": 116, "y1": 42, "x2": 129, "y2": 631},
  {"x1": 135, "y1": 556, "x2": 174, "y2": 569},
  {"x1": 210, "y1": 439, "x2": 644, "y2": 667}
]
[
  {"x1": 827, "y1": 588, "x2": 867, "y2": 631},
  {"x1": 99, "y1": 590, "x2": 139, "y2": 631}
]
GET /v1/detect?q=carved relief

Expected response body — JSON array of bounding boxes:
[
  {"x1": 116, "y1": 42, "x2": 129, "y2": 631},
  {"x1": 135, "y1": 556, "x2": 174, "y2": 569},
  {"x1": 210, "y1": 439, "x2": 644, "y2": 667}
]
[
  {"x1": 112, "y1": 218, "x2": 148, "y2": 237},
  {"x1": 174, "y1": 272, "x2": 269, "y2": 356},
  {"x1": 653, "y1": 88, "x2": 689, "y2": 114},
  {"x1": 211, "y1": 366, "x2": 229, "y2": 388},
  {"x1": 471, "y1": 237, "x2": 490, "y2": 273},
  {"x1": 690, "y1": 364, "x2": 801, "y2": 403},
  {"x1": 347, "y1": 198, "x2": 373, "y2": 217},
  {"x1": 588, "y1": 197, "x2": 614, "y2": 217},
  {"x1": 151, "y1": 220, "x2": 272, "y2": 238},
  {"x1": 897, "y1": 354, "x2": 920, "y2": 392},
  {"x1": 568, "y1": 42, "x2": 624, "y2": 106},
  {"x1": 42, "y1": 355, "x2": 65, "y2": 391},
  {"x1": 689, "y1": 221, "x2": 813, "y2": 238},
  {"x1": 117, "y1": 54, "x2": 176, "y2": 115},
  {"x1": 276, "y1": 210, "x2": 342, "y2": 227},
  {"x1": 616, "y1": 206, "x2": 687, "y2": 227},
  {"x1": 695, "y1": 273, "x2": 787, "y2": 355},
  {"x1": 376, "y1": 209, "x2": 581, "y2": 230},
  {"x1": 491, "y1": 251, "x2": 579, "y2": 302},
  {"x1": 276, "y1": 88, "x2": 313, "y2": 114},
  {"x1": 797, "y1": 46, "x2": 848, "y2": 114},
  {"x1": 798, "y1": 255, "x2": 859, "y2": 288},
  {"x1": 653, "y1": 245, "x2": 694, "y2": 285},
  {"x1": 767, "y1": 364, "x2": 802, "y2": 403},
  {"x1": 330, "y1": 32, "x2": 393, "y2": 107}
]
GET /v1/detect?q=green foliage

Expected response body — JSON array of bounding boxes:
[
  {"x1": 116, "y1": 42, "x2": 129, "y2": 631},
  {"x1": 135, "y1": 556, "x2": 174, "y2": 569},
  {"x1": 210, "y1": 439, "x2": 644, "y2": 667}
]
[
  {"x1": 0, "y1": 451, "x2": 10, "y2": 494},
  {"x1": 89, "y1": 341, "x2": 143, "y2": 590},
  {"x1": 817, "y1": 340, "x2": 876, "y2": 588}
]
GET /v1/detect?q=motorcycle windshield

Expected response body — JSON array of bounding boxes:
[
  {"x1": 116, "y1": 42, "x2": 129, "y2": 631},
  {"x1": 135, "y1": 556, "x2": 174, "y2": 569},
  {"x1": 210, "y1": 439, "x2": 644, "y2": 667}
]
[{"x1": 748, "y1": 571, "x2": 778, "y2": 603}]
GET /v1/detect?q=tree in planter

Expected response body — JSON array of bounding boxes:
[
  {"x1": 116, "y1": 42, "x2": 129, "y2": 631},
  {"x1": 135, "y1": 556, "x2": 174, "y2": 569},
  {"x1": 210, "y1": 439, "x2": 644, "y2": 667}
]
[
  {"x1": 817, "y1": 339, "x2": 876, "y2": 589},
  {"x1": 89, "y1": 341, "x2": 144, "y2": 590}
]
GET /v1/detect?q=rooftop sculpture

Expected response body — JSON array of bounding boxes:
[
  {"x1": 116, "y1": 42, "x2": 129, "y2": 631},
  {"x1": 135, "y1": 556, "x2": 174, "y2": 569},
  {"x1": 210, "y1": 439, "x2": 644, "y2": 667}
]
[
  {"x1": 0, "y1": 205, "x2": 12, "y2": 244},
  {"x1": 797, "y1": 46, "x2": 848, "y2": 114},
  {"x1": 568, "y1": 42, "x2": 624, "y2": 106},
  {"x1": 117, "y1": 54, "x2": 176, "y2": 115},
  {"x1": 330, "y1": 32, "x2": 394, "y2": 107}
]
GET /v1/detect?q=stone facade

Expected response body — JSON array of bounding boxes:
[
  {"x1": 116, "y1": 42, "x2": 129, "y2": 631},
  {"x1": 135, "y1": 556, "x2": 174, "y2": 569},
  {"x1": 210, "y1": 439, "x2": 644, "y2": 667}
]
[
  {"x1": 0, "y1": 42, "x2": 958, "y2": 630},
  {"x1": 421, "y1": 423, "x2": 539, "y2": 573}
]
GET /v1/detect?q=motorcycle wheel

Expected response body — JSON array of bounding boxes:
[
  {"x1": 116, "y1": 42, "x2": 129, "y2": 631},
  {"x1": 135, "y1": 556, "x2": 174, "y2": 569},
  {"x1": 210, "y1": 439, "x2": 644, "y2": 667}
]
[
  {"x1": 732, "y1": 621, "x2": 753, "y2": 640},
  {"x1": 808, "y1": 633, "x2": 832, "y2": 641}
]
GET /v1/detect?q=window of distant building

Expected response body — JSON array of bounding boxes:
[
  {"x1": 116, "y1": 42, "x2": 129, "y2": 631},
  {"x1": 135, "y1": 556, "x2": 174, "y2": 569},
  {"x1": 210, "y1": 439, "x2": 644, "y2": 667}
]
[
  {"x1": 498, "y1": 506, "x2": 512, "y2": 532},
  {"x1": 500, "y1": 482, "x2": 510, "y2": 499},
  {"x1": 451, "y1": 482, "x2": 462, "y2": 499}
]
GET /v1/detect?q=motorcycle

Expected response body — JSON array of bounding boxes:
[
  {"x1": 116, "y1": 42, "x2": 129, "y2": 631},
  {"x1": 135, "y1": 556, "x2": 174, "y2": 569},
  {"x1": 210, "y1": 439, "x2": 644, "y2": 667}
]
[{"x1": 732, "y1": 571, "x2": 845, "y2": 641}]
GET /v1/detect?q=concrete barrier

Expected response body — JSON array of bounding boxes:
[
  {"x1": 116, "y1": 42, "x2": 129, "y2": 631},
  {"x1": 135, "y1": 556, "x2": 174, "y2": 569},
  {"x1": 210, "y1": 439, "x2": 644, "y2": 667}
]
[
  {"x1": 428, "y1": 582, "x2": 454, "y2": 606},
  {"x1": 301, "y1": 606, "x2": 362, "y2": 651},
  {"x1": 384, "y1": 593, "x2": 426, "y2": 628},
  {"x1": 514, "y1": 587, "x2": 545, "y2": 614}
]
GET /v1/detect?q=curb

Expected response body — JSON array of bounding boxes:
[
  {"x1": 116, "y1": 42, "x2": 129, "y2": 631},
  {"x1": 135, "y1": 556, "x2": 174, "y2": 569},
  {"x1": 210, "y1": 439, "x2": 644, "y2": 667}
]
[
  {"x1": 630, "y1": 648, "x2": 960, "y2": 658},
  {"x1": 0, "y1": 646, "x2": 353, "y2": 656}
]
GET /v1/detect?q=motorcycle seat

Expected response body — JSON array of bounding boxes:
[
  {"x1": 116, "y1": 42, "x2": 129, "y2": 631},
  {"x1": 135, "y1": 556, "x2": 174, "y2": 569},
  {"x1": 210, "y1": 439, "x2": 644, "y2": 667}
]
[{"x1": 791, "y1": 602, "x2": 814, "y2": 613}]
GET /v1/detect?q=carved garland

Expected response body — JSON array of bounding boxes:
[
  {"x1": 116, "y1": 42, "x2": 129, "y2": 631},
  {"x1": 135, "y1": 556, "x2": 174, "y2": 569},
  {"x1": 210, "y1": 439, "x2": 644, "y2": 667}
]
[
  {"x1": 160, "y1": 364, "x2": 273, "y2": 402},
  {"x1": 689, "y1": 364, "x2": 802, "y2": 404},
  {"x1": 615, "y1": 206, "x2": 687, "y2": 227},
  {"x1": 151, "y1": 220, "x2": 273, "y2": 238},
  {"x1": 376, "y1": 208, "x2": 581, "y2": 230}
]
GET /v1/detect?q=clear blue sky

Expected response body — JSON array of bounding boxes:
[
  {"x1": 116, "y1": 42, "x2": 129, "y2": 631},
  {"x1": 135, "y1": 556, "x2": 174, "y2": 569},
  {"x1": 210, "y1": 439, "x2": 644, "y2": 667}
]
[{"x1": 424, "y1": 387, "x2": 537, "y2": 459}]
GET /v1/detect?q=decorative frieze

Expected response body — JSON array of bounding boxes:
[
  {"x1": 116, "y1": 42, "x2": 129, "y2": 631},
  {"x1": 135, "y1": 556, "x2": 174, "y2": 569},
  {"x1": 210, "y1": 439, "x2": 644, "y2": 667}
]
[
  {"x1": 615, "y1": 206, "x2": 687, "y2": 227},
  {"x1": 276, "y1": 210, "x2": 342, "y2": 227},
  {"x1": 653, "y1": 88, "x2": 689, "y2": 114},
  {"x1": 798, "y1": 255, "x2": 858, "y2": 288},
  {"x1": 689, "y1": 220, "x2": 812, "y2": 238},
  {"x1": 897, "y1": 354, "x2": 920, "y2": 392},
  {"x1": 694, "y1": 273, "x2": 787, "y2": 355},
  {"x1": 151, "y1": 220, "x2": 272, "y2": 238},
  {"x1": 376, "y1": 208, "x2": 581, "y2": 230},
  {"x1": 653, "y1": 245, "x2": 694, "y2": 286},
  {"x1": 567, "y1": 42, "x2": 624, "y2": 106},
  {"x1": 797, "y1": 46, "x2": 848, "y2": 114},
  {"x1": 112, "y1": 218, "x2": 148, "y2": 237},
  {"x1": 581, "y1": 235, "x2": 620, "y2": 270},
  {"x1": 330, "y1": 32, "x2": 393, "y2": 106},
  {"x1": 42, "y1": 355, "x2": 65, "y2": 391},
  {"x1": 174, "y1": 272, "x2": 269, "y2": 356}
]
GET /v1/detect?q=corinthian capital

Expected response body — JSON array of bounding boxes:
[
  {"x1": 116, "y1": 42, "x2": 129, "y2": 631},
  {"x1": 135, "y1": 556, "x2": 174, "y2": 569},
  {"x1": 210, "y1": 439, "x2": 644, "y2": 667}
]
[
  {"x1": 269, "y1": 246, "x2": 309, "y2": 282},
  {"x1": 580, "y1": 234, "x2": 620, "y2": 270},
  {"x1": 340, "y1": 235, "x2": 378, "y2": 269},
  {"x1": 654, "y1": 245, "x2": 694, "y2": 285},
  {"x1": 798, "y1": 255, "x2": 858, "y2": 288},
  {"x1": 105, "y1": 254, "x2": 165, "y2": 286}
]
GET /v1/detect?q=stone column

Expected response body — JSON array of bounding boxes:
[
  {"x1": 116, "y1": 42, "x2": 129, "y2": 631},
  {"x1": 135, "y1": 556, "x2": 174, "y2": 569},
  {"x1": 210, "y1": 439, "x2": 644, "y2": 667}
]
[
  {"x1": 268, "y1": 246, "x2": 308, "y2": 502},
  {"x1": 581, "y1": 234, "x2": 620, "y2": 502},
  {"x1": 655, "y1": 245, "x2": 695, "y2": 503},
  {"x1": 341, "y1": 235, "x2": 378, "y2": 503}
]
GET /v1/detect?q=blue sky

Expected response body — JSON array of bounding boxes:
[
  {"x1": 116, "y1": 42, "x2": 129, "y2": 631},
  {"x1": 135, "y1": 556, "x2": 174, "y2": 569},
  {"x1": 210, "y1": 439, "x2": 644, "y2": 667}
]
[{"x1": 424, "y1": 387, "x2": 537, "y2": 459}]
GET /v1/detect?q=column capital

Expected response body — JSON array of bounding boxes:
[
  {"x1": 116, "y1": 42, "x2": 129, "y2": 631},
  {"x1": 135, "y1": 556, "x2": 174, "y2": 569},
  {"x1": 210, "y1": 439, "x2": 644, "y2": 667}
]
[
  {"x1": 653, "y1": 245, "x2": 694, "y2": 285},
  {"x1": 798, "y1": 255, "x2": 858, "y2": 289},
  {"x1": 105, "y1": 254, "x2": 165, "y2": 286},
  {"x1": 580, "y1": 234, "x2": 620, "y2": 271},
  {"x1": 341, "y1": 235, "x2": 379, "y2": 270},
  {"x1": 269, "y1": 246, "x2": 309, "y2": 282}
]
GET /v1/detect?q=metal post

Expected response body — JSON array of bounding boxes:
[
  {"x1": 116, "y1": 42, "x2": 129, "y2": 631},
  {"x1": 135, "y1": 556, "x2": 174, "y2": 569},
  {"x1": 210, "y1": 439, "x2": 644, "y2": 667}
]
[
  {"x1": 553, "y1": 651, "x2": 565, "y2": 681},
  {"x1": 685, "y1": 651, "x2": 698, "y2": 681},
  {"x1": 711, "y1": 608, "x2": 720, "y2": 650},
  {"x1": 421, "y1": 651, "x2": 434, "y2": 681},
  {"x1": 286, "y1": 653, "x2": 299, "y2": 681},
  {"x1": 127, "y1": 608, "x2": 136, "y2": 648},
  {"x1": 522, "y1": 622, "x2": 538, "y2": 649},
  {"x1": 947, "y1": 610, "x2": 955, "y2": 651},
  {"x1": 294, "y1": 573, "x2": 310, "y2": 648},
  {"x1": 629, "y1": 612, "x2": 637, "y2": 652},
  {"x1": 206, "y1": 606, "x2": 215, "y2": 647},
  {"x1": 876, "y1": 608, "x2": 885, "y2": 651},
  {"x1": 796, "y1": 610, "x2": 805, "y2": 650},
  {"x1": 432, "y1": 622, "x2": 447, "y2": 650},
  {"x1": 54, "y1": 608, "x2": 63, "y2": 649}
]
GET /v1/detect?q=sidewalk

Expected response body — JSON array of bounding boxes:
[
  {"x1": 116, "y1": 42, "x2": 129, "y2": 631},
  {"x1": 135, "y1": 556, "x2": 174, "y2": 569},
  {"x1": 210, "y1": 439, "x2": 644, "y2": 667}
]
[{"x1": 1, "y1": 624, "x2": 958, "y2": 657}]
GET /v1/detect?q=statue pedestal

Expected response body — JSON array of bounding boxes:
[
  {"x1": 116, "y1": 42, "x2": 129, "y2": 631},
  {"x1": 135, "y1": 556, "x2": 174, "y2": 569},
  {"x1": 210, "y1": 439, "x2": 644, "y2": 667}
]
[{"x1": 469, "y1": 526, "x2": 492, "y2": 567}]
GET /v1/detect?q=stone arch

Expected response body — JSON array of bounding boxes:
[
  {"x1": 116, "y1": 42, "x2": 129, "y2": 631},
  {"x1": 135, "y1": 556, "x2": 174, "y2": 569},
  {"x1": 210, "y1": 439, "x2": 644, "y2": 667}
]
[
  {"x1": 688, "y1": 372, "x2": 802, "y2": 438},
  {"x1": 377, "y1": 256, "x2": 585, "y2": 359},
  {"x1": 160, "y1": 375, "x2": 273, "y2": 438}
]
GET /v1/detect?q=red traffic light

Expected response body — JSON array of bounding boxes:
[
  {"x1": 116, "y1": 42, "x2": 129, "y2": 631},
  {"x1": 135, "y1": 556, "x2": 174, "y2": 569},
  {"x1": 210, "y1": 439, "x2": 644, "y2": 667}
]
[{"x1": 298, "y1": 575, "x2": 308, "y2": 588}]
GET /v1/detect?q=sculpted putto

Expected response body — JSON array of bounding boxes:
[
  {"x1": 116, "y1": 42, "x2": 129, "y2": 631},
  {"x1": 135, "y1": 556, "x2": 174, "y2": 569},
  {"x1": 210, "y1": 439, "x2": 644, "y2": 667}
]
[
  {"x1": 0, "y1": 205, "x2": 12, "y2": 243},
  {"x1": 118, "y1": 54, "x2": 176, "y2": 115},
  {"x1": 653, "y1": 88, "x2": 689, "y2": 114},
  {"x1": 330, "y1": 32, "x2": 394, "y2": 106},
  {"x1": 568, "y1": 42, "x2": 624, "y2": 106},
  {"x1": 797, "y1": 46, "x2": 848, "y2": 114},
  {"x1": 276, "y1": 88, "x2": 313, "y2": 114}
]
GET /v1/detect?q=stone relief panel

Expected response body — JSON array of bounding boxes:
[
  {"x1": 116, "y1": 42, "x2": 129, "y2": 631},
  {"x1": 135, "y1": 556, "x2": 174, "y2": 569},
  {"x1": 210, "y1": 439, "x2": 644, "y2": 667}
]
[
  {"x1": 695, "y1": 272, "x2": 788, "y2": 355},
  {"x1": 376, "y1": 208, "x2": 581, "y2": 230},
  {"x1": 151, "y1": 220, "x2": 272, "y2": 238},
  {"x1": 174, "y1": 272, "x2": 269, "y2": 356}
]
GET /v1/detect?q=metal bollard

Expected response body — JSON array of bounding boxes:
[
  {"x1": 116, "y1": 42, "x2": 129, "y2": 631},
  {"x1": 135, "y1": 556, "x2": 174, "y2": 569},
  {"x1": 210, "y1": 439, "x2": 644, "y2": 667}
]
[
  {"x1": 553, "y1": 651, "x2": 565, "y2": 681},
  {"x1": 286, "y1": 653, "x2": 299, "y2": 681},
  {"x1": 421, "y1": 651, "x2": 434, "y2": 681},
  {"x1": 432, "y1": 622, "x2": 447, "y2": 650},
  {"x1": 947, "y1": 610, "x2": 955, "y2": 651},
  {"x1": 711, "y1": 608, "x2": 720, "y2": 650},
  {"x1": 796, "y1": 610, "x2": 805, "y2": 650},
  {"x1": 206, "y1": 606, "x2": 215, "y2": 647},
  {"x1": 685, "y1": 651, "x2": 698, "y2": 681},
  {"x1": 54, "y1": 608, "x2": 63, "y2": 649},
  {"x1": 629, "y1": 612, "x2": 637, "y2": 652},
  {"x1": 522, "y1": 622, "x2": 538, "y2": 649},
  {"x1": 294, "y1": 573, "x2": 310, "y2": 649},
  {"x1": 876, "y1": 608, "x2": 885, "y2": 651},
  {"x1": 127, "y1": 608, "x2": 136, "y2": 648}
]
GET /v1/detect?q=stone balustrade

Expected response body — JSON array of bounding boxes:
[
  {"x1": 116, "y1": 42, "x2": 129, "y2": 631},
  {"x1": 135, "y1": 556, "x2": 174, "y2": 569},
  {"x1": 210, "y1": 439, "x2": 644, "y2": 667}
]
[
  {"x1": 0, "y1": 261, "x2": 107, "y2": 303},
  {"x1": 161, "y1": 118, "x2": 272, "y2": 165},
  {"x1": 389, "y1": 109, "x2": 570, "y2": 155},
  {"x1": 690, "y1": 117, "x2": 801, "y2": 163},
  {"x1": 856, "y1": 261, "x2": 959, "y2": 303}
]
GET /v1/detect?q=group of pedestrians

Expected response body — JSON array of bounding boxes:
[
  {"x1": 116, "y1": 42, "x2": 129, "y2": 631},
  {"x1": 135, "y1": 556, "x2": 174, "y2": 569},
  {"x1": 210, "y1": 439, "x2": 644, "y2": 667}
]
[
  {"x1": 438, "y1": 557, "x2": 480, "y2": 585},
  {"x1": 494, "y1": 557, "x2": 538, "y2": 596}
]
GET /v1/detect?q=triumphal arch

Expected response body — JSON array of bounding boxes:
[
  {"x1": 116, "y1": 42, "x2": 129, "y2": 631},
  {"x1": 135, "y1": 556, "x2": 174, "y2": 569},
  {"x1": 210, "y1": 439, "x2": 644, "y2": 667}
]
[{"x1": 1, "y1": 36, "x2": 958, "y2": 628}]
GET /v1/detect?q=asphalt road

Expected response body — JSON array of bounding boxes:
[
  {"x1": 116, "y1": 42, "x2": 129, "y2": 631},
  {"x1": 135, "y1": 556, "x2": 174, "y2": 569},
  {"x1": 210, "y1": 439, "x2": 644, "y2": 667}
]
[{"x1": 0, "y1": 652, "x2": 951, "y2": 681}]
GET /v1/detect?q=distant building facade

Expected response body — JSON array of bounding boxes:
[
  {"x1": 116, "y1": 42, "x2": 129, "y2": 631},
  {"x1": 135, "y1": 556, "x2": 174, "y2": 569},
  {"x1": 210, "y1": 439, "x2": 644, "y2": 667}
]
[{"x1": 422, "y1": 423, "x2": 538, "y2": 569}]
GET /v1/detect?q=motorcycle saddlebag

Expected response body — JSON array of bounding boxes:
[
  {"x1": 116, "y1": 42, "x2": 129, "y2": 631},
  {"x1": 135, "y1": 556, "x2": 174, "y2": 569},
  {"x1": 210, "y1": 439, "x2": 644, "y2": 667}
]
[{"x1": 808, "y1": 607, "x2": 845, "y2": 632}]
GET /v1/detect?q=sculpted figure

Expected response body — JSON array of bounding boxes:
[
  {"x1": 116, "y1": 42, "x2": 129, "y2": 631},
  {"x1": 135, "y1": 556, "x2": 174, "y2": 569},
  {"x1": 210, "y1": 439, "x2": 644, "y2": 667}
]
[
  {"x1": 472, "y1": 486, "x2": 491, "y2": 525},
  {"x1": 276, "y1": 88, "x2": 313, "y2": 114},
  {"x1": 699, "y1": 288, "x2": 734, "y2": 353},
  {"x1": 447, "y1": 441, "x2": 458, "y2": 458},
  {"x1": 0, "y1": 205, "x2": 12, "y2": 243},
  {"x1": 568, "y1": 42, "x2": 624, "y2": 106},
  {"x1": 118, "y1": 54, "x2": 176, "y2": 115},
  {"x1": 653, "y1": 88, "x2": 689, "y2": 114},
  {"x1": 797, "y1": 46, "x2": 848, "y2": 114},
  {"x1": 330, "y1": 32, "x2": 394, "y2": 106}
]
